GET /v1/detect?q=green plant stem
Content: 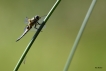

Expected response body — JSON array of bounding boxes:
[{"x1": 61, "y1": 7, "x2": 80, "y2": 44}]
[
  {"x1": 63, "y1": 0, "x2": 97, "y2": 71},
  {"x1": 13, "y1": 0, "x2": 61, "y2": 71}
]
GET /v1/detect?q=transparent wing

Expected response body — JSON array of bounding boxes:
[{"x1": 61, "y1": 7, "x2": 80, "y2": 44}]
[
  {"x1": 25, "y1": 17, "x2": 29, "y2": 24},
  {"x1": 38, "y1": 15, "x2": 46, "y2": 24},
  {"x1": 30, "y1": 25, "x2": 37, "y2": 31},
  {"x1": 30, "y1": 24, "x2": 45, "y2": 32},
  {"x1": 24, "y1": 25, "x2": 27, "y2": 31}
]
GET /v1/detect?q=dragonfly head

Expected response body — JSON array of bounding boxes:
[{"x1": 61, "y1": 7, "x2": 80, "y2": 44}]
[{"x1": 34, "y1": 15, "x2": 41, "y2": 20}]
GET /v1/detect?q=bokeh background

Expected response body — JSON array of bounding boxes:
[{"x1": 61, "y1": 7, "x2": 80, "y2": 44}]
[{"x1": 0, "y1": 0, "x2": 106, "y2": 71}]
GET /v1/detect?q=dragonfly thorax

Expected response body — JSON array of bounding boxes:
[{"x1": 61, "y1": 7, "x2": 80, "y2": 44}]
[{"x1": 30, "y1": 15, "x2": 41, "y2": 23}]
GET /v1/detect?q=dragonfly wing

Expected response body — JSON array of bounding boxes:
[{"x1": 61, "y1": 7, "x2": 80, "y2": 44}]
[
  {"x1": 30, "y1": 24, "x2": 45, "y2": 32},
  {"x1": 24, "y1": 25, "x2": 28, "y2": 31},
  {"x1": 38, "y1": 15, "x2": 46, "y2": 24},
  {"x1": 25, "y1": 17, "x2": 29, "y2": 24},
  {"x1": 30, "y1": 25, "x2": 37, "y2": 31}
]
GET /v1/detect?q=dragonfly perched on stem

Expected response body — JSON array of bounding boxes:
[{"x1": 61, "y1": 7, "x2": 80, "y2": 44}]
[{"x1": 16, "y1": 15, "x2": 46, "y2": 42}]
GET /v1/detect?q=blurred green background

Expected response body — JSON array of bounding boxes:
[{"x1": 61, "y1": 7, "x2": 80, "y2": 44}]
[{"x1": 0, "y1": 0, "x2": 106, "y2": 71}]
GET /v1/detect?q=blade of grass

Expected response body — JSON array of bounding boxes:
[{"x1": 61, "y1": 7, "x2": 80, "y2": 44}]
[
  {"x1": 63, "y1": 0, "x2": 97, "y2": 71},
  {"x1": 13, "y1": 0, "x2": 61, "y2": 71}
]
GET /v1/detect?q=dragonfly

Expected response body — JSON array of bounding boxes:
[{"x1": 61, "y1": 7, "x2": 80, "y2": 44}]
[{"x1": 16, "y1": 15, "x2": 45, "y2": 42}]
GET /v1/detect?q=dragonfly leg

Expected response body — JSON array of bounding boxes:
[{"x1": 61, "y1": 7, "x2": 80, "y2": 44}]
[
  {"x1": 34, "y1": 23, "x2": 43, "y2": 32},
  {"x1": 35, "y1": 27, "x2": 38, "y2": 29},
  {"x1": 37, "y1": 22, "x2": 41, "y2": 25},
  {"x1": 34, "y1": 26, "x2": 38, "y2": 29},
  {"x1": 34, "y1": 24, "x2": 38, "y2": 29},
  {"x1": 34, "y1": 27, "x2": 42, "y2": 32}
]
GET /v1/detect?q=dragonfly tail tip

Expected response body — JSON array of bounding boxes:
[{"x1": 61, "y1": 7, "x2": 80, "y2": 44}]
[{"x1": 16, "y1": 40, "x2": 19, "y2": 42}]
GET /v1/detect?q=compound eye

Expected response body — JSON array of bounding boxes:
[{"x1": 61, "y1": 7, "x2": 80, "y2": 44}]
[{"x1": 37, "y1": 16, "x2": 40, "y2": 19}]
